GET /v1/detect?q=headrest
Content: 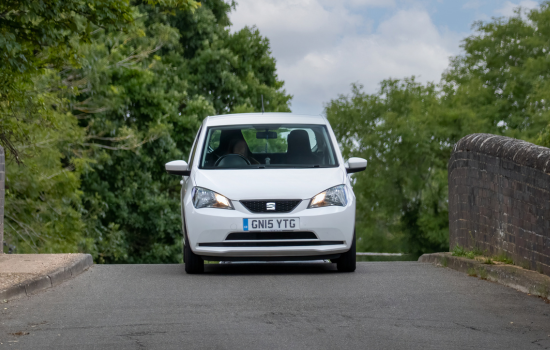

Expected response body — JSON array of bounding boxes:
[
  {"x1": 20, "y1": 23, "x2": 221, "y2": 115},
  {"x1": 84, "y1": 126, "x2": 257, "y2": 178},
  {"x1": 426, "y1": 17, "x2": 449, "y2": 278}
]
[{"x1": 288, "y1": 130, "x2": 311, "y2": 152}]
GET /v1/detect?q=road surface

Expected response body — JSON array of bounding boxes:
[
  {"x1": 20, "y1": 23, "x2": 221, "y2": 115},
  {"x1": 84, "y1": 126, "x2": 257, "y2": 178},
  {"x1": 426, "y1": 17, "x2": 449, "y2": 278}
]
[{"x1": 1, "y1": 262, "x2": 550, "y2": 349}]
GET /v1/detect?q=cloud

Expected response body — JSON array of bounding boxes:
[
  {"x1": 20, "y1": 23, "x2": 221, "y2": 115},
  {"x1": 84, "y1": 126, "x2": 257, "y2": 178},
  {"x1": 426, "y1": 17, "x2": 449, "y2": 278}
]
[
  {"x1": 230, "y1": 1, "x2": 462, "y2": 114},
  {"x1": 230, "y1": 0, "x2": 363, "y2": 64},
  {"x1": 346, "y1": 0, "x2": 396, "y2": 7},
  {"x1": 280, "y1": 10, "x2": 461, "y2": 113},
  {"x1": 495, "y1": 0, "x2": 539, "y2": 17}
]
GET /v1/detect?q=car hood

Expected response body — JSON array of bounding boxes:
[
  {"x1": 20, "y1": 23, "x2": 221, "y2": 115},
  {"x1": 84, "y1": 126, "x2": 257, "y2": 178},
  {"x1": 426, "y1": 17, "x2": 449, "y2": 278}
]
[{"x1": 193, "y1": 168, "x2": 346, "y2": 200}]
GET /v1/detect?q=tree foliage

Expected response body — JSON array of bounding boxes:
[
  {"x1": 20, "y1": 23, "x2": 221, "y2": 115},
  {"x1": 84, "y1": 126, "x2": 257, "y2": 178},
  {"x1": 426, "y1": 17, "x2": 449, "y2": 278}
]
[
  {"x1": 326, "y1": 81, "x2": 481, "y2": 255},
  {"x1": 4, "y1": 71, "x2": 88, "y2": 254},
  {"x1": 59, "y1": 0, "x2": 290, "y2": 263},
  {"x1": 0, "y1": 0, "x2": 135, "y2": 161},
  {"x1": 1, "y1": 0, "x2": 136, "y2": 253},
  {"x1": 443, "y1": 2, "x2": 550, "y2": 142}
]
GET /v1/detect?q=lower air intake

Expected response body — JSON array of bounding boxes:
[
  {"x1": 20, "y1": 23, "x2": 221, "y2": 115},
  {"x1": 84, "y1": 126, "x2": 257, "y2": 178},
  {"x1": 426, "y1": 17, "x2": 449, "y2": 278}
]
[{"x1": 225, "y1": 231, "x2": 317, "y2": 240}]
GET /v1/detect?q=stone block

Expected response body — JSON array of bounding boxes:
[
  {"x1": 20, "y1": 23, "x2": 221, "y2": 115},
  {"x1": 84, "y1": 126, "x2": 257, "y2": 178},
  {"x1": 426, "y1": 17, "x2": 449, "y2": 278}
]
[
  {"x1": 48, "y1": 267, "x2": 71, "y2": 287},
  {"x1": 67, "y1": 254, "x2": 93, "y2": 277},
  {"x1": 25, "y1": 276, "x2": 52, "y2": 295}
]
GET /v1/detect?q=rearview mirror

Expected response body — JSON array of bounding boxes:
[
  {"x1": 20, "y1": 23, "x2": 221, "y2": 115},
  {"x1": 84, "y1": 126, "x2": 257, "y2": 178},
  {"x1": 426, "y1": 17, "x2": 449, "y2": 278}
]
[
  {"x1": 165, "y1": 160, "x2": 190, "y2": 176},
  {"x1": 256, "y1": 131, "x2": 277, "y2": 139},
  {"x1": 346, "y1": 157, "x2": 367, "y2": 174}
]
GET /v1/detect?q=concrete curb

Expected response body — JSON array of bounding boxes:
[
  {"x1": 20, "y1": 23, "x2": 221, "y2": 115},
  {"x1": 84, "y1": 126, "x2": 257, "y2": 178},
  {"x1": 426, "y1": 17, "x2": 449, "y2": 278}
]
[
  {"x1": 419, "y1": 253, "x2": 550, "y2": 299},
  {"x1": 0, "y1": 254, "x2": 93, "y2": 302}
]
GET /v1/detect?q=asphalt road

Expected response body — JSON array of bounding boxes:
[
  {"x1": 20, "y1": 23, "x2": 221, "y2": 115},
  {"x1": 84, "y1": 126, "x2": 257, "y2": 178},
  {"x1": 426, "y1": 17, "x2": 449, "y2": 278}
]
[{"x1": 1, "y1": 262, "x2": 550, "y2": 350}]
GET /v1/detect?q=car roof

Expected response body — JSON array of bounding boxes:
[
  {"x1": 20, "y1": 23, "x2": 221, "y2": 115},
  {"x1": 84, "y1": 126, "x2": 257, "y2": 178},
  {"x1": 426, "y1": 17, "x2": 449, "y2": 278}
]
[{"x1": 203, "y1": 113, "x2": 328, "y2": 127}]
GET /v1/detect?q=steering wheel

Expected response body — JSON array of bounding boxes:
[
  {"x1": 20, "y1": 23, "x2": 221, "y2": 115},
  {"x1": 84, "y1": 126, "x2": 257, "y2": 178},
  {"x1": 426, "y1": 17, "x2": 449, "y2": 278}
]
[{"x1": 214, "y1": 153, "x2": 251, "y2": 167}]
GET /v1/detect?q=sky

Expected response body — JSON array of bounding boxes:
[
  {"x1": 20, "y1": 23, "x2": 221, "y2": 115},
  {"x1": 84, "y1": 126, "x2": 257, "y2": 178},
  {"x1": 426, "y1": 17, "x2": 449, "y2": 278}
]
[{"x1": 229, "y1": 0, "x2": 544, "y2": 115}]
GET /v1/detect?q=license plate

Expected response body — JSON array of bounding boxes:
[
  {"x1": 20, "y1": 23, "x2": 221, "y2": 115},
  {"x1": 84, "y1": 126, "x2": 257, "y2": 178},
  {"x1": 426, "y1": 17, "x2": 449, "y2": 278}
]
[{"x1": 243, "y1": 218, "x2": 299, "y2": 231}]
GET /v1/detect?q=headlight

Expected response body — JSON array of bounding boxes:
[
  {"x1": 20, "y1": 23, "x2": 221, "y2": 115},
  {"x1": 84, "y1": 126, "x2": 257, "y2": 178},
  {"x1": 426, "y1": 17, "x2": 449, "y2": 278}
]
[
  {"x1": 192, "y1": 187, "x2": 234, "y2": 210},
  {"x1": 308, "y1": 185, "x2": 348, "y2": 209}
]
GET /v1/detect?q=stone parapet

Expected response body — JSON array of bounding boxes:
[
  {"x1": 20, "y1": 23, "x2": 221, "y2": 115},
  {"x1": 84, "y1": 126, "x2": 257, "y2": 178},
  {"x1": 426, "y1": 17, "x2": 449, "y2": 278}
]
[{"x1": 449, "y1": 133, "x2": 550, "y2": 277}]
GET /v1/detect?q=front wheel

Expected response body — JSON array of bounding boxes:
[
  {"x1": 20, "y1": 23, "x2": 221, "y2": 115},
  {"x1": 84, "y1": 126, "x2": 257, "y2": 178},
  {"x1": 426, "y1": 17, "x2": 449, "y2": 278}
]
[
  {"x1": 336, "y1": 232, "x2": 356, "y2": 272},
  {"x1": 184, "y1": 236, "x2": 204, "y2": 274}
]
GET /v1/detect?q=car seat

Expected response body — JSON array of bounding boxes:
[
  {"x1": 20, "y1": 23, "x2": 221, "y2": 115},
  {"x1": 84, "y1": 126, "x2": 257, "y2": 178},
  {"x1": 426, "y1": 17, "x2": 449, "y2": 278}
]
[{"x1": 286, "y1": 130, "x2": 319, "y2": 165}]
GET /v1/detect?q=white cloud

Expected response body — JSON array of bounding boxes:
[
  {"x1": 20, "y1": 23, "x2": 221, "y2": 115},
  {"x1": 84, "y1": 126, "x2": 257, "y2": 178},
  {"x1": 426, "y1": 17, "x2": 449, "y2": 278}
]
[
  {"x1": 346, "y1": 0, "x2": 396, "y2": 7},
  {"x1": 495, "y1": 0, "x2": 539, "y2": 17},
  {"x1": 230, "y1": 0, "x2": 363, "y2": 64},
  {"x1": 230, "y1": 1, "x2": 462, "y2": 115},
  {"x1": 280, "y1": 10, "x2": 461, "y2": 113}
]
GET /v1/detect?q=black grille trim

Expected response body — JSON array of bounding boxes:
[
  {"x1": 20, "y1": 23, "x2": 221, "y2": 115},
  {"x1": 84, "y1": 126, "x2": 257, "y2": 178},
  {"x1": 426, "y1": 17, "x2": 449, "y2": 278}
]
[
  {"x1": 198, "y1": 241, "x2": 344, "y2": 247},
  {"x1": 225, "y1": 231, "x2": 317, "y2": 241},
  {"x1": 240, "y1": 200, "x2": 301, "y2": 213}
]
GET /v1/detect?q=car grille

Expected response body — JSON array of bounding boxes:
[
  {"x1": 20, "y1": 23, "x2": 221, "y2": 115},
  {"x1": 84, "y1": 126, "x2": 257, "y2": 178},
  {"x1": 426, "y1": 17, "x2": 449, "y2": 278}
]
[{"x1": 240, "y1": 200, "x2": 301, "y2": 213}]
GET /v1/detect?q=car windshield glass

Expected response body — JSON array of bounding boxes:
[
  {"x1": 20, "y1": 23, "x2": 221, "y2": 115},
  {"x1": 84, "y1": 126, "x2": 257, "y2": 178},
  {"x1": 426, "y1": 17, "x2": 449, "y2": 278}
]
[{"x1": 199, "y1": 124, "x2": 338, "y2": 169}]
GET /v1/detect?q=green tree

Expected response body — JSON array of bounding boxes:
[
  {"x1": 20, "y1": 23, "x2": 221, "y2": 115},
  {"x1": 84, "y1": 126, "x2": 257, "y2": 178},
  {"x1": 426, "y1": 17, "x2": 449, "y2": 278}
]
[
  {"x1": 69, "y1": 0, "x2": 291, "y2": 263},
  {"x1": 2, "y1": 0, "x2": 199, "y2": 255},
  {"x1": 443, "y1": 2, "x2": 550, "y2": 143},
  {"x1": 0, "y1": 0, "x2": 135, "y2": 161},
  {"x1": 1, "y1": 0, "x2": 135, "y2": 253},
  {"x1": 166, "y1": 1, "x2": 291, "y2": 114},
  {"x1": 4, "y1": 71, "x2": 88, "y2": 253},
  {"x1": 326, "y1": 80, "x2": 476, "y2": 255}
]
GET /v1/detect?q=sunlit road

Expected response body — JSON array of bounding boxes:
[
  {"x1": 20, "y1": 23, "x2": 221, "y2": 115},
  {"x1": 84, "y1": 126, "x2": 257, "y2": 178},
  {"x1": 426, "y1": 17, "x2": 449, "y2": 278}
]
[{"x1": 1, "y1": 262, "x2": 550, "y2": 349}]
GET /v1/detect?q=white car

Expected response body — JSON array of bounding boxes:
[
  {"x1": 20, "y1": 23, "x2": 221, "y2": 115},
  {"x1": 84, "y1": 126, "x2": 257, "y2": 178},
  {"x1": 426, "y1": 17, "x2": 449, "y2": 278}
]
[{"x1": 165, "y1": 113, "x2": 366, "y2": 273}]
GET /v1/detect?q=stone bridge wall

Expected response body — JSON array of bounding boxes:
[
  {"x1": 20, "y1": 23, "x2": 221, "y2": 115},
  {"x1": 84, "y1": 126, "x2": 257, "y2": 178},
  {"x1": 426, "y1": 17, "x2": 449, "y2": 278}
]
[{"x1": 448, "y1": 134, "x2": 550, "y2": 276}]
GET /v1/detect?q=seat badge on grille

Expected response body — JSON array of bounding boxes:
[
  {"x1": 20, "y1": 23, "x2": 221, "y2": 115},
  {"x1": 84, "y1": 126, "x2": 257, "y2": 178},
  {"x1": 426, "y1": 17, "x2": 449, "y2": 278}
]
[{"x1": 266, "y1": 202, "x2": 276, "y2": 211}]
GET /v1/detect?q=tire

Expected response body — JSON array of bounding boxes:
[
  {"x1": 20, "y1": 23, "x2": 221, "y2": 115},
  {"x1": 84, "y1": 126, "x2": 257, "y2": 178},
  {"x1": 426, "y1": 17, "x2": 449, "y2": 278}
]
[
  {"x1": 183, "y1": 229, "x2": 204, "y2": 274},
  {"x1": 337, "y1": 232, "x2": 356, "y2": 272}
]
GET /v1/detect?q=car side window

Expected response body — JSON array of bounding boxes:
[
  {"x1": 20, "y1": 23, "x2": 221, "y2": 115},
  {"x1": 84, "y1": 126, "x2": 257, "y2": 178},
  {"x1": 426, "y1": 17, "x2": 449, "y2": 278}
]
[
  {"x1": 305, "y1": 129, "x2": 317, "y2": 150},
  {"x1": 188, "y1": 126, "x2": 202, "y2": 170},
  {"x1": 207, "y1": 130, "x2": 221, "y2": 151}
]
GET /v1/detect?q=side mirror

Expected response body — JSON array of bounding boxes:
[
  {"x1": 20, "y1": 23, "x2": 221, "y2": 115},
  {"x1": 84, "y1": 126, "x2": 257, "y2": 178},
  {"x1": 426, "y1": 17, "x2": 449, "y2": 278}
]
[
  {"x1": 346, "y1": 157, "x2": 367, "y2": 174},
  {"x1": 165, "y1": 160, "x2": 190, "y2": 176}
]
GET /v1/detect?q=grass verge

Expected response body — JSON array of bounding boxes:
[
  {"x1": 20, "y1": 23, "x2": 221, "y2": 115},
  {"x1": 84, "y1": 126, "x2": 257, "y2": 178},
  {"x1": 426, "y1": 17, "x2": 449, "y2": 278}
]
[{"x1": 452, "y1": 245, "x2": 516, "y2": 266}]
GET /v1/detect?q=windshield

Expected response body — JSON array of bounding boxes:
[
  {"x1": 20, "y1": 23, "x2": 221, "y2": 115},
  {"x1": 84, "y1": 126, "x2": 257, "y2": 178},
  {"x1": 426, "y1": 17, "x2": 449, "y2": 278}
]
[{"x1": 199, "y1": 124, "x2": 338, "y2": 169}]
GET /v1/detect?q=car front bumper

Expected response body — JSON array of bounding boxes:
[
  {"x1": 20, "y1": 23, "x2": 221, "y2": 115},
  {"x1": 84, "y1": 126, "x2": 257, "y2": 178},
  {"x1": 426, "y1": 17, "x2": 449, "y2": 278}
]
[{"x1": 184, "y1": 199, "x2": 355, "y2": 259}]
